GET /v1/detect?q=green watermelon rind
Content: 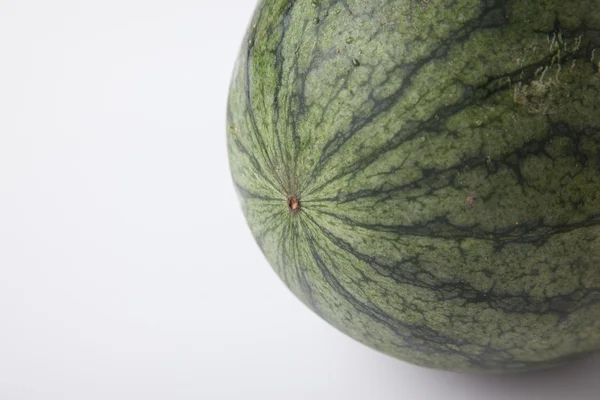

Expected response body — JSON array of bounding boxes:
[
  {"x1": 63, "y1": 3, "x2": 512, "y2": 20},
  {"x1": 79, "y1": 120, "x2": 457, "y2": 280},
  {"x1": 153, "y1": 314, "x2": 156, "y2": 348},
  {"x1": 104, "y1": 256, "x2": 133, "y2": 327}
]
[{"x1": 227, "y1": 0, "x2": 600, "y2": 373}]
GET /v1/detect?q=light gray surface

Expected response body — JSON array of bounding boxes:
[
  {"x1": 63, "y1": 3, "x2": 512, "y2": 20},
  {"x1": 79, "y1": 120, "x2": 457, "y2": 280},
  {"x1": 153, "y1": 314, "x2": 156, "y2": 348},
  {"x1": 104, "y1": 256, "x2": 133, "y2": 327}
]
[{"x1": 0, "y1": 1, "x2": 598, "y2": 399}]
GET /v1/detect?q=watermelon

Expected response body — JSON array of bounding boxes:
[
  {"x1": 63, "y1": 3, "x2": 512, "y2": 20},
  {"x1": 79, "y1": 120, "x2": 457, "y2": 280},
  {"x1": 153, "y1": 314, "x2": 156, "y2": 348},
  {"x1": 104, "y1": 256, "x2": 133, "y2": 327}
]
[{"x1": 226, "y1": 0, "x2": 600, "y2": 373}]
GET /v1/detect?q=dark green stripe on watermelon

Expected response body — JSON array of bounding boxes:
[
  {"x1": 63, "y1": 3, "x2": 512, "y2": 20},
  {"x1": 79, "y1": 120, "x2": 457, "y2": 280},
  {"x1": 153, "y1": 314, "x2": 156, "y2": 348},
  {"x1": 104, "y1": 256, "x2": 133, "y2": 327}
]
[{"x1": 227, "y1": 0, "x2": 600, "y2": 373}]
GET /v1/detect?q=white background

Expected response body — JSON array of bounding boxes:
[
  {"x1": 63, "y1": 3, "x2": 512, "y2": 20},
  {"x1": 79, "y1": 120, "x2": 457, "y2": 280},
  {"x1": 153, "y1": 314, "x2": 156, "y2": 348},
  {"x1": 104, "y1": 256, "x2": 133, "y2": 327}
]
[{"x1": 0, "y1": 1, "x2": 599, "y2": 399}]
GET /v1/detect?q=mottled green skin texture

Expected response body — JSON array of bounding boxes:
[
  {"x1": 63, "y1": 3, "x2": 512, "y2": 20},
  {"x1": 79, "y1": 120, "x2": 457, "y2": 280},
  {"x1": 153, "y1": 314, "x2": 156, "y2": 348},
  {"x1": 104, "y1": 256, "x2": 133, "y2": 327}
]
[{"x1": 227, "y1": 0, "x2": 600, "y2": 373}]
